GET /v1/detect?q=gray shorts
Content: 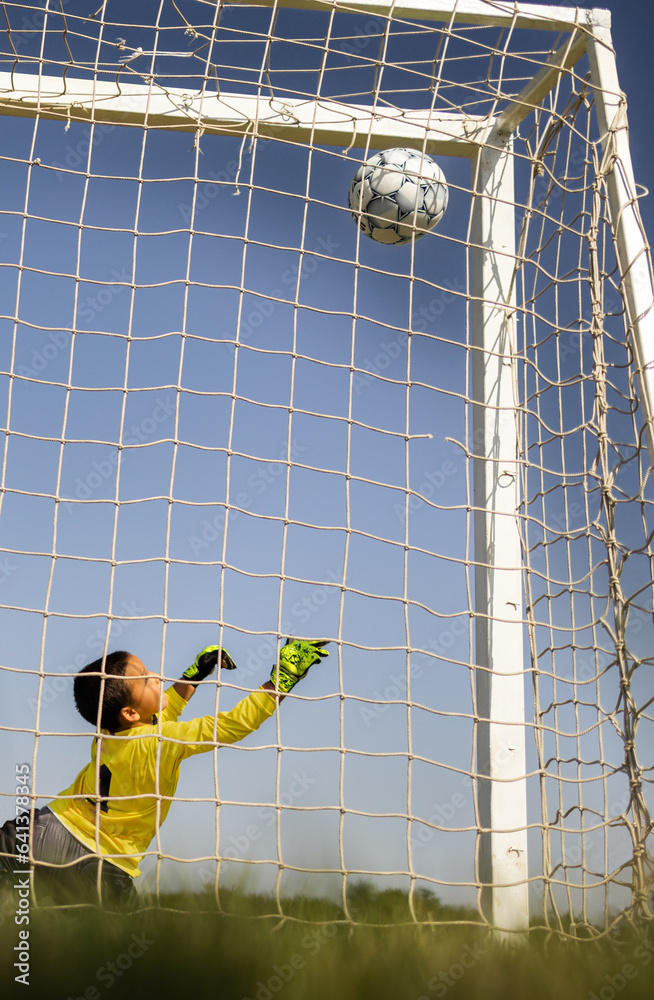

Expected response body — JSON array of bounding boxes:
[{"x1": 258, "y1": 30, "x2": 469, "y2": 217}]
[{"x1": 0, "y1": 805, "x2": 137, "y2": 906}]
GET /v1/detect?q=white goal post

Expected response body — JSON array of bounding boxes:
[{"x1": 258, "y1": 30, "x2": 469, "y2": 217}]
[{"x1": 0, "y1": 0, "x2": 652, "y2": 937}]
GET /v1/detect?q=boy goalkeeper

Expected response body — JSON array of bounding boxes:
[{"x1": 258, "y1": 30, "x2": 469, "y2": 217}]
[{"x1": 0, "y1": 639, "x2": 328, "y2": 905}]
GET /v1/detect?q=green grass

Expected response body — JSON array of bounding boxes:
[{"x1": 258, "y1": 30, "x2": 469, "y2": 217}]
[{"x1": 1, "y1": 886, "x2": 652, "y2": 1000}]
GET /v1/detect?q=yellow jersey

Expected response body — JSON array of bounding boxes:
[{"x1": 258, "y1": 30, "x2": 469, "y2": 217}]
[{"x1": 48, "y1": 686, "x2": 276, "y2": 877}]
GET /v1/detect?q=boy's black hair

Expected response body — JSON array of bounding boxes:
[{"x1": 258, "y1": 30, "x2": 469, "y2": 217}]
[{"x1": 74, "y1": 651, "x2": 133, "y2": 731}]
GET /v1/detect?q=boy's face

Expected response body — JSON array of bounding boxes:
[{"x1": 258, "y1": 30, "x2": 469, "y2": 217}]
[{"x1": 118, "y1": 655, "x2": 168, "y2": 729}]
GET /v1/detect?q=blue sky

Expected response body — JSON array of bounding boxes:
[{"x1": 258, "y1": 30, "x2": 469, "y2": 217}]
[{"x1": 0, "y1": 1, "x2": 652, "y2": 920}]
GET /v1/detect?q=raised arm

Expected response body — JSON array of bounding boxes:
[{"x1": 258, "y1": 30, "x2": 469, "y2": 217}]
[
  {"x1": 175, "y1": 639, "x2": 329, "y2": 702},
  {"x1": 160, "y1": 639, "x2": 330, "y2": 758}
]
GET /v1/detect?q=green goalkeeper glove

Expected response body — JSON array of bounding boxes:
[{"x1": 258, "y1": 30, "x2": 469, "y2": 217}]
[
  {"x1": 181, "y1": 646, "x2": 237, "y2": 686},
  {"x1": 269, "y1": 639, "x2": 329, "y2": 694}
]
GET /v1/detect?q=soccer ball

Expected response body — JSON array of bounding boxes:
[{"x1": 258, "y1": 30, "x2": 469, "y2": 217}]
[{"x1": 348, "y1": 148, "x2": 448, "y2": 245}]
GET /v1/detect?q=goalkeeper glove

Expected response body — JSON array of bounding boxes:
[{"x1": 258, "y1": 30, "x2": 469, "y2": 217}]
[
  {"x1": 181, "y1": 646, "x2": 237, "y2": 686},
  {"x1": 269, "y1": 639, "x2": 329, "y2": 694}
]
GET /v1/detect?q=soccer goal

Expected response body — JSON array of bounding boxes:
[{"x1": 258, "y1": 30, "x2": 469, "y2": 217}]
[{"x1": 0, "y1": 0, "x2": 652, "y2": 937}]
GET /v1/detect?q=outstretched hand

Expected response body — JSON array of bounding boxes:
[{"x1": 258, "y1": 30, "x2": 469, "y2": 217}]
[
  {"x1": 269, "y1": 639, "x2": 329, "y2": 694},
  {"x1": 181, "y1": 645, "x2": 237, "y2": 686}
]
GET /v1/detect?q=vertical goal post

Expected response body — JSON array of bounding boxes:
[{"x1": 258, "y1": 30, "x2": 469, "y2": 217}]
[{"x1": 0, "y1": 0, "x2": 652, "y2": 935}]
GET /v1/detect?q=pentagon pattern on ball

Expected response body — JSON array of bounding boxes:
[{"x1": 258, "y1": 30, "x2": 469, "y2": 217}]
[{"x1": 348, "y1": 148, "x2": 449, "y2": 246}]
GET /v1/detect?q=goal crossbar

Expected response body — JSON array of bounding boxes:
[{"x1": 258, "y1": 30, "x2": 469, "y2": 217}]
[
  {"x1": 0, "y1": 71, "x2": 491, "y2": 156},
  {"x1": 227, "y1": 0, "x2": 608, "y2": 33}
]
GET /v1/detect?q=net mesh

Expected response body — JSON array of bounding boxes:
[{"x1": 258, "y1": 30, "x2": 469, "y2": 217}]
[{"x1": 0, "y1": 0, "x2": 652, "y2": 936}]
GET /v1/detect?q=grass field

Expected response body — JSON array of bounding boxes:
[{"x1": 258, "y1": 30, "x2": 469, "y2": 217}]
[{"x1": 1, "y1": 885, "x2": 653, "y2": 1000}]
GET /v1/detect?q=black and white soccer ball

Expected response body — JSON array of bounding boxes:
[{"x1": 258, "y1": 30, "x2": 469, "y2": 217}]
[{"x1": 348, "y1": 148, "x2": 449, "y2": 245}]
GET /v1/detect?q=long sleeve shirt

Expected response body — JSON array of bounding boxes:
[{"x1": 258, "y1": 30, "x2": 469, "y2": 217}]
[{"x1": 48, "y1": 686, "x2": 276, "y2": 877}]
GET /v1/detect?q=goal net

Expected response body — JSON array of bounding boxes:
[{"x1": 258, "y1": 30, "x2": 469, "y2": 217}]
[{"x1": 0, "y1": 0, "x2": 652, "y2": 937}]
